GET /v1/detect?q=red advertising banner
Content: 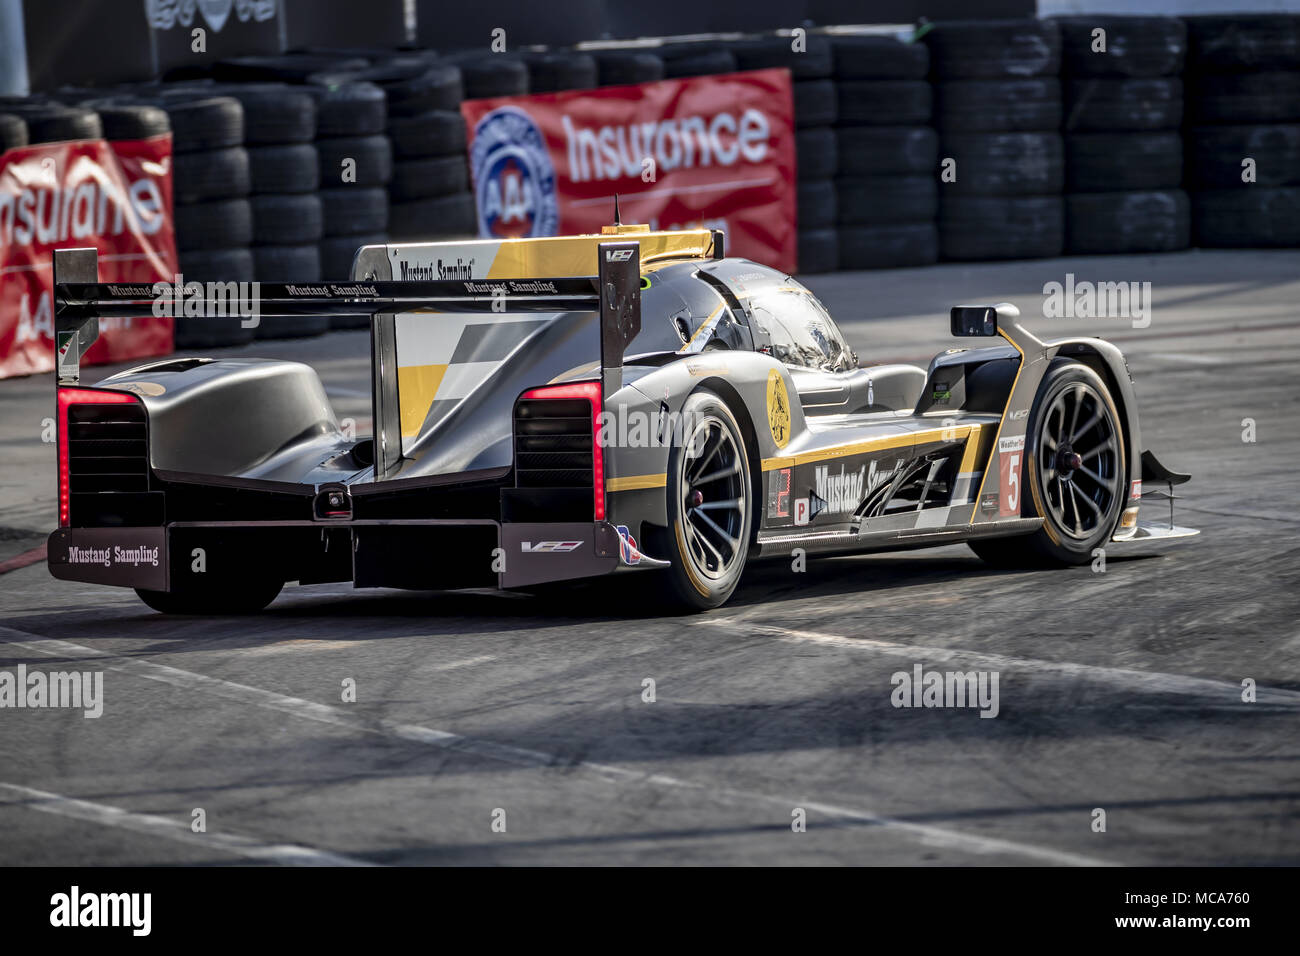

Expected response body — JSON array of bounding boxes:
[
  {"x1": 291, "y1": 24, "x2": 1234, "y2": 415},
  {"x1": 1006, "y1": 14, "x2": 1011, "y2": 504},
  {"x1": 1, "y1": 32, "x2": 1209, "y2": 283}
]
[
  {"x1": 0, "y1": 135, "x2": 176, "y2": 379},
  {"x1": 462, "y1": 69, "x2": 796, "y2": 273}
]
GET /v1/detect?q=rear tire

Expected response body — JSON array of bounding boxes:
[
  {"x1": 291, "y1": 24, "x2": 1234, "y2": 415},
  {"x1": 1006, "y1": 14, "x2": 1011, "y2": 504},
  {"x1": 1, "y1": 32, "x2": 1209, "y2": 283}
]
[
  {"x1": 970, "y1": 362, "x2": 1126, "y2": 568},
  {"x1": 136, "y1": 578, "x2": 282, "y2": 615},
  {"x1": 659, "y1": 391, "x2": 753, "y2": 610}
]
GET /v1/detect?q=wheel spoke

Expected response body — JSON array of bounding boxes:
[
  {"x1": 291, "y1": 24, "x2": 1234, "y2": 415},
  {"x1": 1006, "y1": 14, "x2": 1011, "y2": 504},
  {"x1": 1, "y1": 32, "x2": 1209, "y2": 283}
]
[
  {"x1": 1067, "y1": 482, "x2": 1083, "y2": 534},
  {"x1": 693, "y1": 459, "x2": 741, "y2": 486},
  {"x1": 1075, "y1": 490, "x2": 1101, "y2": 516},
  {"x1": 692, "y1": 508, "x2": 739, "y2": 551},
  {"x1": 1077, "y1": 464, "x2": 1114, "y2": 490},
  {"x1": 687, "y1": 515, "x2": 727, "y2": 566},
  {"x1": 697, "y1": 498, "x2": 742, "y2": 510},
  {"x1": 1066, "y1": 385, "x2": 1086, "y2": 437},
  {"x1": 687, "y1": 426, "x2": 721, "y2": 481},
  {"x1": 1070, "y1": 410, "x2": 1101, "y2": 445}
]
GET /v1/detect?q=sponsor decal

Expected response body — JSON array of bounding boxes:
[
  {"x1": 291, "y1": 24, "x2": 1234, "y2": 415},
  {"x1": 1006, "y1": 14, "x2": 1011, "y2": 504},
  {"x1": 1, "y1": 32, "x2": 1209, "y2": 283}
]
[
  {"x1": 766, "y1": 369, "x2": 790, "y2": 449},
  {"x1": 814, "y1": 464, "x2": 865, "y2": 516},
  {"x1": 469, "y1": 107, "x2": 559, "y2": 239},
  {"x1": 1009, "y1": 408, "x2": 1029, "y2": 420},
  {"x1": 1, "y1": 136, "x2": 176, "y2": 379},
  {"x1": 66, "y1": 544, "x2": 160, "y2": 568},
  {"x1": 932, "y1": 381, "x2": 951, "y2": 403},
  {"x1": 615, "y1": 525, "x2": 641, "y2": 565},
  {"x1": 981, "y1": 492, "x2": 999, "y2": 513},
  {"x1": 998, "y1": 435, "x2": 1026, "y2": 453},
  {"x1": 767, "y1": 467, "x2": 791, "y2": 519},
  {"x1": 398, "y1": 258, "x2": 477, "y2": 280},
  {"x1": 520, "y1": 540, "x2": 583, "y2": 553},
  {"x1": 460, "y1": 70, "x2": 797, "y2": 272},
  {"x1": 793, "y1": 497, "x2": 810, "y2": 526},
  {"x1": 1130, "y1": 479, "x2": 1142, "y2": 500}
]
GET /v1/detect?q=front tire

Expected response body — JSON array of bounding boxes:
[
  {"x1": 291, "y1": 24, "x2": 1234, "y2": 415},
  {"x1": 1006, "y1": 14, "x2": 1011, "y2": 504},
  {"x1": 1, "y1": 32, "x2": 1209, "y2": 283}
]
[
  {"x1": 660, "y1": 390, "x2": 753, "y2": 610},
  {"x1": 971, "y1": 362, "x2": 1126, "y2": 568}
]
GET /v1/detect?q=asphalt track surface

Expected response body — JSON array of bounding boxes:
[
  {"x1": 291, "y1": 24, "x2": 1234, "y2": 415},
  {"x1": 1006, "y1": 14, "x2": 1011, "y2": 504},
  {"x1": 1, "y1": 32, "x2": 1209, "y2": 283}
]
[{"x1": 1, "y1": 250, "x2": 1297, "y2": 866}]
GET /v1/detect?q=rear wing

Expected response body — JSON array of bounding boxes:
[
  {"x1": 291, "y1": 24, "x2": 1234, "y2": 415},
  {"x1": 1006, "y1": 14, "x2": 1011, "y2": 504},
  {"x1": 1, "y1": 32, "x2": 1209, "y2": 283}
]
[{"x1": 52, "y1": 230, "x2": 720, "y2": 478}]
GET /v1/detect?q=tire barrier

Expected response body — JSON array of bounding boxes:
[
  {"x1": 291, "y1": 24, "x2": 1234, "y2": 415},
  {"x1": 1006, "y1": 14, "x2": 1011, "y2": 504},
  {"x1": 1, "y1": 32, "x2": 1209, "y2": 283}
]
[
  {"x1": 2, "y1": 14, "x2": 1293, "y2": 365},
  {"x1": 929, "y1": 19, "x2": 1065, "y2": 261},
  {"x1": 831, "y1": 33, "x2": 935, "y2": 270},
  {"x1": 1058, "y1": 15, "x2": 1190, "y2": 254},
  {"x1": 1185, "y1": 14, "x2": 1300, "y2": 247}
]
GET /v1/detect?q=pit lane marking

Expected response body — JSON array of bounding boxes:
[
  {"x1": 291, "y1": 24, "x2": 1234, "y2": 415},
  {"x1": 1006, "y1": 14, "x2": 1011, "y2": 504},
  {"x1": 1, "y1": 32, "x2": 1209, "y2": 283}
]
[
  {"x1": 1, "y1": 626, "x2": 1109, "y2": 866},
  {"x1": 0, "y1": 782, "x2": 375, "y2": 867},
  {"x1": 691, "y1": 618, "x2": 1300, "y2": 708}
]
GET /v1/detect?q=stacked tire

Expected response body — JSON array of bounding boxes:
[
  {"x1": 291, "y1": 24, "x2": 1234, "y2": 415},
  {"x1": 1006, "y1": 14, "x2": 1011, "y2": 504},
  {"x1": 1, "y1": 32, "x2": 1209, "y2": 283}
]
[
  {"x1": 1184, "y1": 15, "x2": 1300, "y2": 248},
  {"x1": 322, "y1": 55, "x2": 475, "y2": 245},
  {"x1": 218, "y1": 84, "x2": 328, "y2": 339},
  {"x1": 729, "y1": 35, "x2": 838, "y2": 273},
  {"x1": 657, "y1": 43, "x2": 738, "y2": 80},
  {"x1": 308, "y1": 77, "x2": 390, "y2": 328},
  {"x1": 522, "y1": 50, "x2": 598, "y2": 92},
  {"x1": 161, "y1": 92, "x2": 257, "y2": 348},
  {"x1": 1058, "y1": 17, "x2": 1190, "y2": 254},
  {"x1": 830, "y1": 33, "x2": 936, "y2": 270},
  {"x1": 926, "y1": 19, "x2": 1066, "y2": 261}
]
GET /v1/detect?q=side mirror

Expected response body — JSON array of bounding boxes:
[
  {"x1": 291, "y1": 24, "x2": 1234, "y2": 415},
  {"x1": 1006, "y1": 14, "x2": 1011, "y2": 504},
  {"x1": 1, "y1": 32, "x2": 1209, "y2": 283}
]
[{"x1": 950, "y1": 301, "x2": 1018, "y2": 337}]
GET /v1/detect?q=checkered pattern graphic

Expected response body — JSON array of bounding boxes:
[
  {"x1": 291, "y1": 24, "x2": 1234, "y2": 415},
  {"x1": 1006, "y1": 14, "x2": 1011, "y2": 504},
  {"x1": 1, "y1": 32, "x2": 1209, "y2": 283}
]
[{"x1": 395, "y1": 313, "x2": 549, "y2": 452}]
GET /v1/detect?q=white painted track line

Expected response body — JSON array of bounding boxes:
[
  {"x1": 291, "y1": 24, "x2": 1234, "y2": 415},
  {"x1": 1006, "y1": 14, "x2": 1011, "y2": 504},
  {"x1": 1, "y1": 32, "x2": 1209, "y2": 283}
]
[
  {"x1": 1, "y1": 625, "x2": 1111, "y2": 866},
  {"x1": 0, "y1": 782, "x2": 375, "y2": 866},
  {"x1": 692, "y1": 618, "x2": 1300, "y2": 710}
]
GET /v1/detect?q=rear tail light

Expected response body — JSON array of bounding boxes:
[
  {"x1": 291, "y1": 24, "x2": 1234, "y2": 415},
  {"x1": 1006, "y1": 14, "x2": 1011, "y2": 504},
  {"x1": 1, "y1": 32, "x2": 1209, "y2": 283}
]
[
  {"x1": 56, "y1": 387, "x2": 142, "y2": 528},
  {"x1": 517, "y1": 381, "x2": 604, "y2": 520}
]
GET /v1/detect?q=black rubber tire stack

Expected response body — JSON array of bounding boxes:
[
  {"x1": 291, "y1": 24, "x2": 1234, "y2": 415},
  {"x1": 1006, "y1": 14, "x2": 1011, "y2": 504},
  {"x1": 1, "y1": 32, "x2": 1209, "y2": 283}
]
[
  {"x1": 0, "y1": 102, "x2": 103, "y2": 144},
  {"x1": 208, "y1": 84, "x2": 327, "y2": 340},
  {"x1": 522, "y1": 50, "x2": 598, "y2": 92},
  {"x1": 305, "y1": 76, "x2": 391, "y2": 329},
  {"x1": 591, "y1": 50, "x2": 665, "y2": 87},
  {"x1": 160, "y1": 92, "x2": 257, "y2": 349},
  {"x1": 324, "y1": 54, "x2": 476, "y2": 245},
  {"x1": 657, "y1": 43, "x2": 738, "y2": 79},
  {"x1": 1185, "y1": 15, "x2": 1300, "y2": 247},
  {"x1": 926, "y1": 19, "x2": 1066, "y2": 261},
  {"x1": 729, "y1": 34, "x2": 837, "y2": 273},
  {"x1": 830, "y1": 33, "x2": 935, "y2": 270},
  {"x1": 1057, "y1": 16, "x2": 1190, "y2": 255}
]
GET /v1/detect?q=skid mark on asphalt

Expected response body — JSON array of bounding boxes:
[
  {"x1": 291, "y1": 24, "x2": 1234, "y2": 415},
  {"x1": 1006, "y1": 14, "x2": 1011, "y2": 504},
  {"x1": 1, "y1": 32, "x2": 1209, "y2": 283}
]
[
  {"x1": 0, "y1": 625, "x2": 1108, "y2": 866},
  {"x1": 692, "y1": 618, "x2": 1300, "y2": 709},
  {"x1": 0, "y1": 782, "x2": 374, "y2": 866}
]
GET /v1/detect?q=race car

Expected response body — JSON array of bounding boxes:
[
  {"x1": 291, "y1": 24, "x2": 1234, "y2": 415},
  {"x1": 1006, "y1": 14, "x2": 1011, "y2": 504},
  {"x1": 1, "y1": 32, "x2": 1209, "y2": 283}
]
[{"x1": 47, "y1": 226, "x2": 1196, "y2": 612}]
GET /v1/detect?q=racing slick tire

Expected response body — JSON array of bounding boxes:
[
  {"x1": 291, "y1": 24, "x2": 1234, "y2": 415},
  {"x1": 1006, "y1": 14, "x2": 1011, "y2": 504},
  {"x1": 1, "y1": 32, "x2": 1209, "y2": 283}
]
[
  {"x1": 658, "y1": 390, "x2": 754, "y2": 611},
  {"x1": 135, "y1": 577, "x2": 283, "y2": 615},
  {"x1": 970, "y1": 362, "x2": 1127, "y2": 568}
]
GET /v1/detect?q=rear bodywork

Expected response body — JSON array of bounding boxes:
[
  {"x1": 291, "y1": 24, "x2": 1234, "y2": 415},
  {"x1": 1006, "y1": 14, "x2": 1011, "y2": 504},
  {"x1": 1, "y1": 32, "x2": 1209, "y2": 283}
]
[{"x1": 47, "y1": 229, "x2": 1194, "y2": 600}]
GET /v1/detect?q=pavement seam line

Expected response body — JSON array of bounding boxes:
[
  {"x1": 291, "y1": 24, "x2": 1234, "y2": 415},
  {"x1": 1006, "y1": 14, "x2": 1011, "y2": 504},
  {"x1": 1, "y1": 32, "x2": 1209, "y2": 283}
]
[
  {"x1": 0, "y1": 782, "x2": 376, "y2": 867},
  {"x1": 1, "y1": 625, "x2": 1110, "y2": 866}
]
